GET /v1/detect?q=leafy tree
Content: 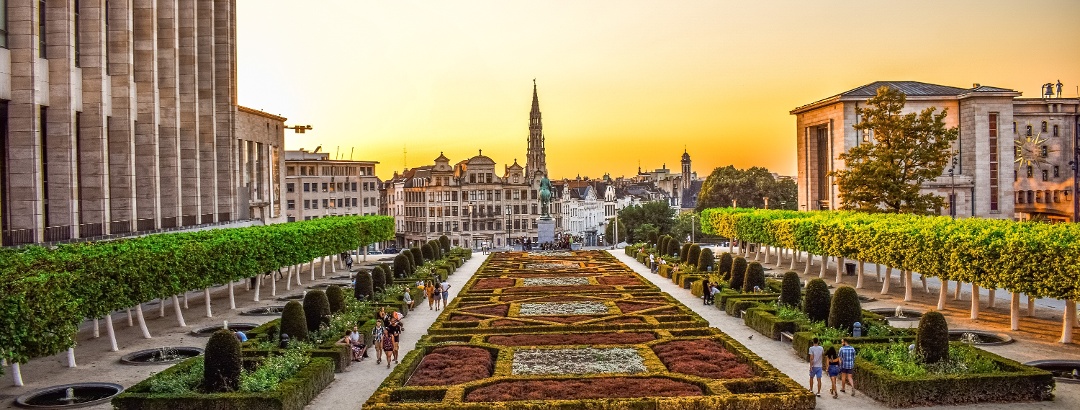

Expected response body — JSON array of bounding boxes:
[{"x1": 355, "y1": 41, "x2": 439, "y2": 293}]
[
  {"x1": 325, "y1": 285, "x2": 345, "y2": 314},
  {"x1": 353, "y1": 271, "x2": 374, "y2": 301},
  {"x1": 604, "y1": 219, "x2": 627, "y2": 245},
  {"x1": 828, "y1": 286, "x2": 862, "y2": 333},
  {"x1": 696, "y1": 165, "x2": 797, "y2": 212},
  {"x1": 917, "y1": 311, "x2": 950, "y2": 364},
  {"x1": 203, "y1": 330, "x2": 242, "y2": 392},
  {"x1": 634, "y1": 223, "x2": 660, "y2": 245},
  {"x1": 803, "y1": 279, "x2": 831, "y2": 323},
  {"x1": 302, "y1": 290, "x2": 331, "y2": 332},
  {"x1": 280, "y1": 301, "x2": 308, "y2": 341},
  {"x1": 439, "y1": 235, "x2": 451, "y2": 252},
  {"x1": 670, "y1": 212, "x2": 705, "y2": 243},
  {"x1": 832, "y1": 86, "x2": 958, "y2": 214},
  {"x1": 618, "y1": 201, "x2": 676, "y2": 242},
  {"x1": 372, "y1": 266, "x2": 386, "y2": 292},
  {"x1": 780, "y1": 271, "x2": 802, "y2": 308}
]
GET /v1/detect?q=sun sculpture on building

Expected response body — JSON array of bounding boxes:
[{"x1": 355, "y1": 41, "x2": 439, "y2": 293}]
[{"x1": 1014, "y1": 128, "x2": 1055, "y2": 169}]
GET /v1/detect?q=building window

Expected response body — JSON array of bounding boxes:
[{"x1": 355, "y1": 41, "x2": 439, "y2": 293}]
[
  {"x1": 287, "y1": 216, "x2": 296, "y2": 222},
  {"x1": 286, "y1": 183, "x2": 295, "y2": 193},
  {"x1": 287, "y1": 200, "x2": 295, "y2": 210},
  {"x1": 1054, "y1": 166, "x2": 1060, "y2": 178},
  {"x1": 1017, "y1": 191, "x2": 1024, "y2": 204},
  {"x1": 1041, "y1": 121, "x2": 1048, "y2": 133},
  {"x1": 312, "y1": 200, "x2": 318, "y2": 209},
  {"x1": 321, "y1": 182, "x2": 328, "y2": 192},
  {"x1": 1054, "y1": 191, "x2": 1061, "y2": 203},
  {"x1": 303, "y1": 200, "x2": 310, "y2": 209},
  {"x1": 0, "y1": 0, "x2": 8, "y2": 48},
  {"x1": 1041, "y1": 146, "x2": 1048, "y2": 158},
  {"x1": 352, "y1": 182, "x2": 358, "y2": 191},
  {"x1": 1026, "y1": 125, "x2": 1032, "y2": 136},
  {"x1": 1054, "y1": 125, "x2": 1059, "y2": 137},
  {"x1": 287, "y1": 166, "x2": 295, "y2": 176},
  {"x1": 1027, "y1": 165, "x2": 1033, "y2": 178},
  {"x1": 337, "y1": 198, "x2": 343, "y2": 208},
  {"x1": 38, "y1": 0, "x2": 46, "y2": 58},
  {"x1": 1042, "y1": 169, "x2": 1049, "y2": 181},
  {"x1": 1036, "y1": 191, "x2": 1042, "y2": 203},
  {"x1": 1013, "y1": 122, "x2": 1017, "y2": 133},
  {"x1": 988, "y1": 113, "x2": 999, "y2": 212},
  {"x1": 1027, "y1": 190, "x2": 1033, "y2": 204}
]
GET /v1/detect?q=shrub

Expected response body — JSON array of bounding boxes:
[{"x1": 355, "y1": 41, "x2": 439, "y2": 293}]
[
  {"x1": 383, "y1": 268, "x2": 394, "y2": 290},
  {"x1": 828, "y1": 286, "x2": 862, "y2": 333},
  {"x1": 439, "y1": 235, "x2": 451, "y2": 252},
  {"x1": 421, "y1": 243, "x2": 435, "y2": 260},
  {"x1": 429, "y1": 240, "x2": 443, "y2": 260},
  {"x1": 686, "y1": 244, "x2": 701, "y2": 266},
  {"x1": 354, "y1": 271, "x2": 374, "y2": 301},
  {"x1": 280, "y1": 300, "x2": 308, "y2": 341},
  {"x1": 325, "y1": 285, "x2": 345, "y2": 314},
  {"x1": 409, "y1": 246, "x2": 424, "y2": 266},
  {"x1": 658, "y1": 235, "x2": 670, "y2": 255},
  {"x1": 666, "y1": 239, "x2": 681, "y2": 259},
  {"x1": 742, "y1": 262, "x2": 766, "y2": 292},
  {"x1": 697, "y1": 248, "x2": 715, "y2": 272},
  {"x1": 203, "y1": 329, "x2": 242, "y2": 392},
  {"x1": 371, "y1": 266, "x2": 386, "y2": 292},
  {"x1": 679, "y1": 243, "x2": 692, "y2": 262},
  {"x1": 779, "y1": 271, "x2": 801, "y2": 308},
  {"x1": 917, "y1": 311, "x2": 950, "y2": 364},
  {"x1": 728, "y1": 256, "x2": 748, "y2": 290},
  {"x1": 393, "y1": 254, "x2": 410, "y2": 278},
  {"x1": 717, "y1": 253, "x2": 734, "y2": 281},
  {"x1": 803, "y1": 279, "x2": 831, "y2": 323},
  {"x1": 400, "y1": 249, "x2": 416, "y2": 274},
  {"x1": 303, "y1": 290, "x2": 331, "y2": 333}
]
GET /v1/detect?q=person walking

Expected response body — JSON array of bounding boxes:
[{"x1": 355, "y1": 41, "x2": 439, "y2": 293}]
[
  {"x1": 372, "y1": 320, "x2": 385, "y2": 365},
  {"x1": 826, "y1": 346, "x2": 841, "y2": 398},
  {"x1": 425, "y1": 281, "x2": 436, "y2": 310},
  {"x1": 380, "y1": 326, "x2": 394, "y2": 368},
  {"x1": 440, "y1": 279, "x2": 451, "y2": 310},
  {"x1": 433, "y1": 282, "x2": 443, "y2": 311},
  {"x1": 838, "y1": 338, "x2": 857, "y2": 396},
  {"x1": 808, "y1": 338, "x2": 824, "y2": 397},
  {"x1": 387, "y1": 317, "x2": 402, "y2": 365},
  {"x1": 702, "y1": 280, "x2": 711, "y2": 305},
  {"x1": 649, "y1": 253, "x2": 657, "y2": 273}
]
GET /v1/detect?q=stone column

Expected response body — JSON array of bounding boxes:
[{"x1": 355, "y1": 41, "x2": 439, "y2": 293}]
[
  {"x1": 6, "y1": 0, "x2": 46, "y2": 243},
  {"x1": 133, "y1": 0, "x2": 161, "y2": 231},
  {"x1": 196, "y1": 0, "x2": 216, "y2": 223},
  {"x1": 213, "y1": 0, "x2": 235, "y2": 220},
  {"x1": 177, "y1": 0, "x2": 200, "y2": 226},
  {"x1": 44, "y1": 0, "x2": 78, "y2": 240},
  {"x1": 156, "y1": 0, "x2": 182, "y2": 228},
  {"x1": 77, "y1": 0, "x2": 112, "y2": 238},
  {"x1": 107, "y1": 0, "x2": 138, "y2": 234}
]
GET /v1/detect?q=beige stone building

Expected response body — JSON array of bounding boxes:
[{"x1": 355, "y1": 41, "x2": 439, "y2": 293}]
[
  {"x1": 0, "y1": 0, "x2": 287, "y2": 246},
  {"x1": 283, "y1": 149, "x2": 380, "y2": 223},
  {"x1": 793, "y1": 80, "x2": 1080, "y2": 221}
]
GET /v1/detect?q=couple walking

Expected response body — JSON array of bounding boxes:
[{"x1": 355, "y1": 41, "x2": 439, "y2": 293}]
[{"x1": 808, "y1": 338, "x2": 856, "y2": 399}]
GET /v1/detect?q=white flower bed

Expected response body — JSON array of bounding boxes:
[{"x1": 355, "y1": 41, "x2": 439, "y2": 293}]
[
  {"x1": 519, "y1": 301, "x2": 609, "y2": 316},
  {"x1": 524, "y1": 262, "x2": 575, "y2": 270},
  {"x1": 522, "y1": 277, "x2": 590, "y2": 287},
  {"x1": 512, "y1": 347, "x2": 646, "y2": 375}
]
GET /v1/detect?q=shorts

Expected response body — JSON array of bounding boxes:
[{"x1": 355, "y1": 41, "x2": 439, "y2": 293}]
[
  {"x1": 442, "y1": 291, "x2": 449, "y2": 300},
  {"x1": 810, "y1": 367, "x2": 822, "y2": 378},
  {"x1": 828, "y1": 366, "x2": 840, "y2": 377},
  {"x1": 374, "y1": 340, "x2": 384, "y2": 351},
  {"x1": 841, "y1": 368, "x2": 854, "y2": 375}
]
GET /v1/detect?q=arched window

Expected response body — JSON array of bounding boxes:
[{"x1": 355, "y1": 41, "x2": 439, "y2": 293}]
[{"x1": 1041, "y1": 121, "x2": 1048, "y2": 132}]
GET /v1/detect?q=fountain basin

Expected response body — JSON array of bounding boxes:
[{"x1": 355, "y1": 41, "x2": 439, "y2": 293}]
[
  {"x1": 15, "y1": 383, "x2": 124, "y2": 409},
  {"x1": 276, "y1": 293, "x2": 306, "y2": 302},
  {"x1": 949, "y1": 329, "x2": 1014, "y2": 346},
  {"x1": 120, "y1": 347, "x2": 203, "y2": 365},
  {"x1": 241, "y1": 305, "x2": 286, "y2": 316},
  {"x1": 307, "y1": 282, "x2": 351, "y2": 290},
  {"x1": 868, "y1": 307, "x2": 924, "y2": 321},
  {"x1": 190, "y1": 323, "x2": 260, "y2": 337},
  {"x1": 858, "y1": 295, "x2": 877, "y2": 303},
  {"x1": 329, "y1": 275, "x2": 353, "y2": 280},
  {"x1": 1024, "y1": 360, "x2": 1080, "y2": 384}
]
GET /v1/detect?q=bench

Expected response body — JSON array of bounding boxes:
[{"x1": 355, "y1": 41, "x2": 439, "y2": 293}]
[
  {"x1": 780, "y1": 331, "x2": 794, "y2": 343},
  {"x1": 738, "y1": 310, "x2": 747, "y2": 318}
]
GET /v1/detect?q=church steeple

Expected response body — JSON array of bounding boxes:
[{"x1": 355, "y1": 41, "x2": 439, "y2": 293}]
[{"x1": 526, "y1": 79, "x2": 548, "y2": 183}]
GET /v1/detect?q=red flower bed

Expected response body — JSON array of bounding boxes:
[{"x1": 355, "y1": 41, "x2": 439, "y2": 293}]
[
  {"x1": 448, "y1": 314, "x2": 486, "y2": 322},
  {"x1": 502, "y1": 285, "x2": 614, "y2": 293},
  {"x1": 651, "y1": 339, "x2": 756, "y2": 379},
  {"x1": 522, "y1": 295, "x2": 596, "y2": 303},
  {"x1": 406, "y1": 346, "x2": 494, "y2": 386},
  {"x1": 460, "y1": 304, "x2": 509, "y2": 317},
  {"x1": 651, "y1": 308, "x2": 681, "y2": 315},
  {"x1": 615, "y1": 301, "x2": 666, "y2": 313},
  {"x1": 491, "y1": 319, "x2": 528, "y2": 327},
  {"x1": 600, "y1": 317, "x2": 644, "y2": 324},
  {"x1": 597, "y1": 276, "x2": 643, "y2": 286},
  {"x1": 464, "y1": 377, "x2": 702, "y2": 402},
  {"x1": 473, "y1": 278, "x2": 515, "y2": 289},
  {"x1": 525, "y1": 315, "x2": 588, "y2": 324},
  {"x1": 487, "y1": 332, "x2": 656, "y2": 346}
]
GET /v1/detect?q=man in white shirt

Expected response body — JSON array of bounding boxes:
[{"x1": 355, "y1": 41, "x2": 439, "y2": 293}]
[{"x1": 808, "y1": 338, "x2": 824, "y2": 397}]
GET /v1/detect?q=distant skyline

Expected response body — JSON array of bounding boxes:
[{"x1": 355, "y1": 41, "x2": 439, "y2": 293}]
[{"x1": 237, "y1": 0, "x2": 1080, "y2": 180}]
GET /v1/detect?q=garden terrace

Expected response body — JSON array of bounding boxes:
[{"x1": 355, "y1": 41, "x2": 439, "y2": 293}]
[{"x1": 364, "y1": 251, "x2": 814, "y2": 410}]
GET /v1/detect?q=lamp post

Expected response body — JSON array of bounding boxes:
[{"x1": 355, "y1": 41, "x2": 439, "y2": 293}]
[
  {"x1": 763, "y1": 197, "x2": 769, "y2": 209},
  {"x1": 690, "y1": 214, "x2": 695, "y2": 244},
  {"x1": 506, "y1": 207, "x2": 511, "y2": 251},
  {"x1": 949, "y1": 154, "x2": 958, "y2": 219}
]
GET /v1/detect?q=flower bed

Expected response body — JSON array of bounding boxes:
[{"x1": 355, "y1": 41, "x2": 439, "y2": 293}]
[
  {"x1": 464, "y1": 377, "x2": 703, "y2": 402},
  {"x1": 487, "y1": 332, "x2": 656, "y2": 346},
  {"x1": 615, "y1": 300, "x2": 667, "y2": 313},
  {"x1": 502, "y1": 285, "x2": 615, "y2": 293},
  {"x1": 473, "y1": 278, "x2": 515, "y2": 289},
  {"x1": 512, "y1": 347, "x2": 646, "y2": 375},
  {"x1": 597, "y1": 275, "x2": 644, "y2": 286},
  {"x1": 653, "y1": 339, "x2": 756, "y2": 379},
  {"x1": 518, "y1": 301, "x2": 609, "y2": 316},
  {"x1": 459, "y1": 304, "x2": 509, "y2": 317},
  {"x1": 521, "y1": 277, "x2": 590, "y2": 286},
  {"x1": 405, "y1": 346, "x2": 493, "y2": 386}
]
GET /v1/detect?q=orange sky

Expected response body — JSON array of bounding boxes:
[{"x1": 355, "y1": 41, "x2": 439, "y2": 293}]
[{"x1": 236, "y1": 0, "x2": 1080, "y2": 180}]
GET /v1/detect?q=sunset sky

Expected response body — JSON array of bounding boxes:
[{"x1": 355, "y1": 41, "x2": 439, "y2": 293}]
[{"x1": 236, "y1": 0, "x2": 1080, "y2": 180}]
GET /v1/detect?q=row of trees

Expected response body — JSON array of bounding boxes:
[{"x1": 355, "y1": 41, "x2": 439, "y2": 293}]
[{"x1": 695, "y1": 165, "x2": 797, "y2": 212}]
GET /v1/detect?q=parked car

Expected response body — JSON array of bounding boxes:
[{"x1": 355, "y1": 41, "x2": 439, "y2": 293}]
[{"x1": 383, "y1": 247, "x2": 400, "y2": 254}]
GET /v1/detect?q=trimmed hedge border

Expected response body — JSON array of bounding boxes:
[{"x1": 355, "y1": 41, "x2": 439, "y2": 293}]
[
  {"x1": 855, "y1": 342, "x2": 1054, "y2": 407},
  {"x1": 112, "y1": 356, "x2": 335, "y2": 410},
  {"x1": 743, "y1": 307, "x2": 798, "y2": 341}
]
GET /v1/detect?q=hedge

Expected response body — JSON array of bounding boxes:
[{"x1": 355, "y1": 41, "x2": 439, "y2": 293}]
[
  {"x1": 791, "y1": 330, "x2": 916, "y2": 362},
  {"x1": 743, "y1": 306, "x2": 799, "y2": 340},
  {"x1": 112, "y1": 356, "x2": 335, "y2": 410}
]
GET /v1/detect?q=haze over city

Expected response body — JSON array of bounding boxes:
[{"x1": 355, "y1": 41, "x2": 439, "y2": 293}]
[{"x1": 237, "y1": 0, "x2": 1080, "y2": 179}]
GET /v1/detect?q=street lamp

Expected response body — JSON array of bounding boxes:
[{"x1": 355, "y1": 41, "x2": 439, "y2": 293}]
[
  {"x1": 690, "y1": 214, "x2": 695, "y2": 244},
  {"x1": 506, "y1": 207, "x2": 512, "y2": 251},
  {"x1": 948, "y1": 154, "x2": 958, "y2": 219}
]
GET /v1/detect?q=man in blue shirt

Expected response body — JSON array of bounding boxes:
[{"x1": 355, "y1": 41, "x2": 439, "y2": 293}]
[{"x1": 838, "y1": 338, "x2": 856, "y2": 396}]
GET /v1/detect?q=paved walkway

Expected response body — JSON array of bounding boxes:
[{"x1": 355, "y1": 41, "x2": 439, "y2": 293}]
[
  {"x1": 609, "y1": 250, "x2": 1080, "y2": 410},
  {"x1": 314, "y1": 252, "x2": 484, "y2": 409}
]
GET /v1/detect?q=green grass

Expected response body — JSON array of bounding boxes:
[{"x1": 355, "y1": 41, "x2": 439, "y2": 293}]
[{"x1": 859, "y1": 342, "x2": 999, "y2": 377}]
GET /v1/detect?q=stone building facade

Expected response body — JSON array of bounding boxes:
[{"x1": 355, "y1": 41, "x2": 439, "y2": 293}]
[
  {"x1": 0, "y1": 0, "x2": 286, "y2": 246},
  {"x1": 283, "y1": 149, "x2": 380, "y2": 222},
  {"x1": 1011, "y1": 98, "x2": 1080, "y2": 222}
]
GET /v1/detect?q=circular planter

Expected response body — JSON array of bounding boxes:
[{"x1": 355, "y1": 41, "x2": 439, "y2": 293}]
[
  {"x1": 15, "y1": 383, "x2": 124, "y2": 409},
  {"x1": 189, "y1": 323, "x2": 259, "y2": 337},
  {"x1": 1024, "y1": 360, "x2": 1080, "y2": 384},
  {"x1": 858, "y1": 295, "x2": 878, "y2": 303},
  {"x1": 307, "y1": 282, "x2": 351, "y2": 290},
  {"x1": 868, "y1": 307, "x2": 924, "y2": 321},
  {"x1": 119, "y1": 347, "x2": 203, "y2": 365},
  {"x1": 948, "y1": 329, "x2": 1014, "y2": 346},
  {"x1": 276, "y1": 293, "x2": 306, "y2": 302},
  {"x1": 241, "y1": 305, "x2": 286, "y2": 316},
  {"x1": 329, "y1": 275, "x2": 353, "y2": 280}
]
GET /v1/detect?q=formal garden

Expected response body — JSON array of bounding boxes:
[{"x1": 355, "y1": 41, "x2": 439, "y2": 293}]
[
  {"x1": 626, "y1": 219, "x2": 1058, "y2": 408},
  {"x1": 364, "y1": 250, "x2": 815, "y2": 409}
]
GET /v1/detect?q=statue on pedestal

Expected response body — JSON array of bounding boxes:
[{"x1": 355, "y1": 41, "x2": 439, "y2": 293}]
[{"x1": 539, "y1": 176, "x2": 552, "y2": 219}]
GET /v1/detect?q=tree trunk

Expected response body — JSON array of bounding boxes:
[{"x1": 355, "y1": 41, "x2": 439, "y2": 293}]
[
  {"x1": 228, "y1": 281, "x2": 236, "y2": 310},
  {"x1": 254, "y1": 274, "x2": 262, "y2": 302},
  {"x1": 135, "y1": 305, "x2": 152, "y2": 339},
  {"x1": 880, "y1": 267, "x2": 892, "y2": 294},
  {"x1": 764, "y1": 245, "x2": 770, "y2": 264},
  {"x1": 1010, "y1": 292, "x2": 1020, "y2": 331},
  {"x1": 321, "y1": 256, "x2": 327, "y2": 277},
  {"x1": 11, "y1": 362, "x2": 23, "y2": 386},
  {"x1": 330, "y1": 254, "x2": 337, "y2": 273},
  {"x1": 105, "y1": 314, "x2": 119, "y2": 352},
  {"x1": 874, "y1": 263, "x2": 881, "y2": 281},
  {"x1": 1027, "y1": 294, "x2": 1036, "y2": 317},
  {"x1": 855, "y1": 260, "x2": 865, "y2": 289},
  {"x1": 937, "y1": 279, "x2": 949, "y2": 310},
  {"x1": 67, "y1": 347, "x2": 76, "y2": 368},
  {"x1": 987, "y1": 289, "x2": 996, "y2": 309},
  {"x1": 126, "y1": 308, "x2": 133, "y2": 327},
  {"x1": 183, "y1": 292, "x2": 189, "y2": 309},
  {"x1": 804, "y1": 254, "x2": 813, "y2": 275},
  {"x1": 835, "y1": 256, "x2": 845, "y2": 284},
  {"x1": 819, "y1": 255, "x2": 828, "y2": 278},
  {"x1": 1062, "y1": 299, "x2": 1076, "y2": 344},
  {"x1": 93, "y1": 318, "x2": 100, "y2": 338},
  {"x1": 204, "y1": 288, "x2": 213, "y2": 318},
  {"x1": 173, "y1": 295, "x2": 187, "y2": 327},
  {"x1": 970, "y1": 284, "x2": 980, "y2": 320},
  {"x1": 921, "y1": 273, "x2": 929, "y2": 293},
  {"x1": 310, "y1": 260, "x2": 316, "y2": 281},
  {"x1": 159, "y1": 298, "x2": 166, "y2": 318},
  {"x1": 789, "y1": 249, "x2": 797, "y2": 270},
  {"x1": 903, "y1": 271, "x2": 913, "y2": 302},
  {"x1": 272, "y1": 269, "x2": 279, "y2": 296},
  {"x1": 954, "y1": 281, "x2": 963, "y2": 300}
]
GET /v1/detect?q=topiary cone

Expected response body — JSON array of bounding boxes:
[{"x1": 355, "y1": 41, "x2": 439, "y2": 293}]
[
  {"x1": 917, "y1": 311, "x2": 950, "y2": 364},
  {"x1": 828, "y1": 286, "x2": 862, "y2": 333},
  {"x1": 667, "y1": 240, "x2": 681, "y2": 259},
  {"x1": 400, "y1": 249, "x2": 416, "y2": 273},
  {"x1": 303, "y1": 290, "x2": 331, "y2": 333},
  {"x1": 393, "y1": 254, "x2": 410, "y2": 278},
  {"x1": 780, "y1": 271, "x2": 802, "y2": 307},
  {"x1": 326, "y1": 285, "x2": 345, "y2": 314},
  {"x1": 421, "y1": 243, "x2": 434, "y2": 260},
  {"x1": 729, "y1": 256, "x2": 748, "y2": 290},
  {"x1": 409, "y1": 246, "x2": 423, "y2": 266},
  {"x1": 203, "y1": 329, "x2": 242, "y2": 392},
  {"x1": 280, "y1": 300, "x2": 308, "y2": 341},
  {"x1": 803, "y1": 278, "x2": 831, "y2": 323},
  {"x1": 687, "y1": 244, "x2": 701, "y2": 267},
  {"x1": 717, "y1": 253, "x2": 734, "y2": 281},
  {"x1": 383, "y1": 268, "x2": 394, "y2": 291},
  {"x1": 372, "y1": 266, "x2": 387, "y2": 292},
  {"x1": 697, "y1": 248, "x2": 715, "y2": 272},
  {"x1": 354, "y1": 271, "x2": 374, "y2": 301},
  {"x1": 680, "y1": 243, "x2": 692, "y2": 262},
  {"x1": 742, "y1": 262, "x2": 766, "y2": 292},
  {"x1": 439, "y1": 235, "x2": 451, "y2": 252}
]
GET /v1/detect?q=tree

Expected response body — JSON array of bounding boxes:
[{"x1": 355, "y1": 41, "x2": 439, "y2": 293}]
[
  {"x1": 828, "y1": 286, "x2": 862, "y2": 333},
  {"x1": 617, "y1": 201, "x2": 676, "y2": 242},
  {"x1": 605, "y1": 219, "x2": 627, "y2": 245},
  {"x1": 203, "y1": 330, "x2": 242, "y2": 392},
  {"x1": 916, "y1": 311, "x2": 950, "y2": 364},
  {"x1": 803, "y1": 279, "x2": 831, "y2": 323},
  {"x1": 670, "y1": 212, "x2": 704, "y2": 243},
  {"x1": 779, "y1": 271, "x2": 801, "y2": 308},
  {"x1": 696, "y1": 165, "x2": 797, "y2": 212},
  {"x1": 634, "y1": 223, "x2": 660, "y2": 245},
  {"x1": 832, "y1": 86, "x2": 958, "y2": 214}
]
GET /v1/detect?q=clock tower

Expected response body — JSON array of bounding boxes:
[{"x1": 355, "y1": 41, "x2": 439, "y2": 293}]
[{"x1": 525, "y1": 80, "x2": 548, "y2": 183}]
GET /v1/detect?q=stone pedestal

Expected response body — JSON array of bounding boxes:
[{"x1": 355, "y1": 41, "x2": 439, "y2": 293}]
[{"x1": 538, "y1": 217, "x2": 555, "y2": 245}]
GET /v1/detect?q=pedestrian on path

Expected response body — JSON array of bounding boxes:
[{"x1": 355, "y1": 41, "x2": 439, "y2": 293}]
[
  {"x1": 826, "y1": 346, "x2": 841, "y2": 398},
  {"x1": 703, "y1": 280, "x2": 711, "y2": 305},
  {"x1": 372, "y1": 321, "x2": 385, "y2": 365},
  {"x1": 808, "y1": 338, "x2": 824, "y2": 397},
  {"x1": 709, "y1": 283, "x2": 721, "y2": 306},
  {"x1": 649, "y1": 253, "x2": 657, "y2": 273},
  {"x1": 433, "y1": 282, "x2": 443, "y2": 311},
  {"x1": 440, "y1": 279, "x2": 451, "y2": 309},
  {"x1": 425, "y1": 281, "x2": 436, "y2": 310},
  {"x1": 839, "y1": 338, "x2": 857, "y2": 396},
  {"x1": 380, "y1": 326, "x2": 394, "y2": 368},
  {"x1": 387, "y1": 317, "x2": 402, "y2": 364}
]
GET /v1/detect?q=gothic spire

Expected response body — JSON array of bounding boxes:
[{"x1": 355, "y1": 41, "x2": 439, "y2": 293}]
[{"x1": 526, "y1": 79, "x2": 548, "y2": 182}]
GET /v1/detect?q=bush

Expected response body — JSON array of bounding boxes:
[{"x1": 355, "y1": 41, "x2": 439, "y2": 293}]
[
  {"x1": 280, "y1": 301, "x2": 308, "y2": 341},
  {"x1": 303, "y1": 290, "x2": 331, "y2": 333},
  {"x1": 828, "y1": 286, "x2": 862, "y2": 333},
  {"x1": 400, "y1": 249, "x2": 416, "y2": 274},
  {"x1": 421, "y1": 243, "x2": 434, "y2": 261},
  {"x1": 686, "y1": 244, "x2": 701, "y2": 265},
  {"x1": 383, "y1": 268, "x2": 394, "y2": 290},
  {"x1": 803, "y1": 279, "x2": 831, "y2": 323},
  {"x1": 742, "y1": 262, "x2": 766, "y2": 293},
  {"x1": 409, "y1": 246, "x2": 423, "y2": 266},
  {"x1": 429, "y1": 240, "x2": 442, "y2": 260},
  {"x1": 371, "y1": 266, "x2": 386, "y2": 292},
  {"x1": 917, "y1": 311, "x2": 950, "y2": 364},
  {"x1": 779, "y1": 271, "x2": 801, "y2": 308},
  {"x1": 439, "y1": 235, "x2": 451, "y2": 252},
  {"x1": 658, "y1": 235, "x2": 670, "y2": 256},
  {"x1": 697, "y1": 248, "x2": 715, "y2": 272},
  {"x1": 666, "y1": 239, "x2": 680, "y2": 259},
  {"x1": 728, "y1": 257, "x2": 748, "y2": 290},
  {"x1": 354, "y1": 271, "x2": 374, "y2": 302},
  {"x1": 203, "y1": 330, "x2": 242, "y2": 392},
  {"x1": 679, "y1": 243, "x2": 692, "y2": 262},
  {"x1": 325, "y1": 285, "x2": 345, "y2": 314},
  {"x1": 717, "y1": 253, "x2": 734, "y2": 281},
  {"x1": 393, "y1": 254, "x2": 410, "y2": 278}
]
